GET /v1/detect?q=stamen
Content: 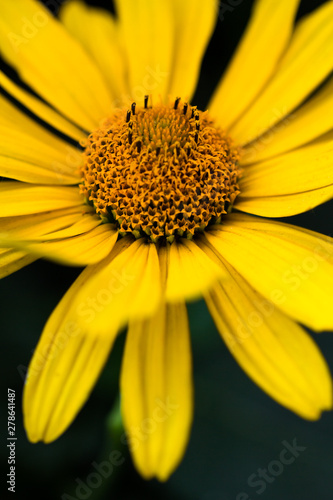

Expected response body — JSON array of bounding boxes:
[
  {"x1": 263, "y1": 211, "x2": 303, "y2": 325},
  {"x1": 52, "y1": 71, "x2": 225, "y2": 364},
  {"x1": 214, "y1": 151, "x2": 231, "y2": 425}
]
[{"x1": 80, "y1": 99, "x2": 241, "y2": 243}]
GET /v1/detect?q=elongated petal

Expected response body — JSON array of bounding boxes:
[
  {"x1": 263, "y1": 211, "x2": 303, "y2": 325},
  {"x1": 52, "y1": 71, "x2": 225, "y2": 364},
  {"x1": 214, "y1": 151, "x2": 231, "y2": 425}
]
[
  {"x1": 0, "y1": 156, "x2": 80, "y2": 186},
  {"x1": 168, "y1": 0, "x2": 217, "y2": 101},
  {"x1": 0, "y1": 206, "x2": 116, "y2": 267},
  {"x1": 60, "y1": 1, "x2": 128, "y2": 105},
  {"x1": 1, "y1": 224, "x2": 118, "y2": 266},
  {"x1": 121, "y1": 302, "x2": 192, "y2": 480},
  {"x1": 235, "y1": 186, "x2": 333, "y2": 219},
  {"x1": 242, "y1": 77, "x2": 333, "y2": 165},
  {"x1": 0, "y1": 247, "x2": 36, "y2": 279},
  {"x1": 165, "y1": 238, "x2": 225, "y2": 302},
  {"x1": 0, "y1": 95, "x2": 82, "y2": 185},
  {"x1": 0, "y1": 92, "x2": 84, "y2": 153},
  {"x1": 59, "y1": 238, "x2": 162, "y2": 336},
  {"x1": 31, "y1": 213, "x2": 102, "y2": 241},
  {"x1": 231, "y1": 2, "x2": 333, "y2": 144},
  {"x1": 0, "y1": 206, "x2": 95, "y2": 240},
  {"x1": 0, "y1": 184, "x2": 83, "y2": 217},
  {"x1": 236, "y1": 133, "x2": 333, "y2": 216},
  {"x1": 32, "y1": 225, "x2": 117, "y2": 266},
  {"x1": 0, "y1": 71, "x2": 86, "y2": 142},
  {"x1": 240, "y1": 133, "x2": 333, "y2": 196},
  {"x1": 114, "y1": 0, "x2": 174, "y2": 103},
  {"x1": 0, "y1": 0, "x2": 112, "y2": 131},
  {"x1": 23, "y1": 268, "x2": 116, "y2": 443},
  {"x1": 24, "y1": 238, "x2": 159, "y2": 442},
  {"x1": 205, "y1": 214, "x2": 333, "y2": 331},
  {"x1": 209, "y1": 0, "x2": 300, "y2": 130},
  {"x1": 204, "y1": 258, "x2": 332, "y2": 420},
  {"x1": 0, "y1": 208, "x2": 113, "y2": 268}
]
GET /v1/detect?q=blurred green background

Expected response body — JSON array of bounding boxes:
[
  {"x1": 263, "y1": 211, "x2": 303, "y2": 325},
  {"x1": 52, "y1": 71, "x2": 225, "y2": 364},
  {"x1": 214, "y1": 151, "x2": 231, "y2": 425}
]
[{"x1": 1, "y1": 1, "x2": 333, "y2": 499}]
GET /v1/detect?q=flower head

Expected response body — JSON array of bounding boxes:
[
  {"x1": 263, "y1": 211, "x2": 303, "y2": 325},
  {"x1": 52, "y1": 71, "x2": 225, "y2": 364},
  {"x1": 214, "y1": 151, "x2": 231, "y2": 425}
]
[
  {"x1": 0, "y1": 0, "x2": 333, "y2": 481},
  {"x1": 80, "y1": 100, "x2": 241, "y2": 242}
]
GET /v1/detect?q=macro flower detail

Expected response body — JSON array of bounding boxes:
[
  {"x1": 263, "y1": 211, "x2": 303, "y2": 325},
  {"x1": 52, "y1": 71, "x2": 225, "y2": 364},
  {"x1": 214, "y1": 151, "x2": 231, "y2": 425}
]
[
  {"x1": 80, "y1": 100, "x2": 241, "y2": 242},
  {"x1": 0, "y1": 0, "x2": 333, "y2": 482}
]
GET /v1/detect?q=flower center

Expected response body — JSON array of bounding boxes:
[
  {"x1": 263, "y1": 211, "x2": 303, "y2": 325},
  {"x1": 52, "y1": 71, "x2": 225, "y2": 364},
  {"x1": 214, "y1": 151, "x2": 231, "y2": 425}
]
[{"x1": 80, "y1": 98, "x2": 241, "y2": 243}]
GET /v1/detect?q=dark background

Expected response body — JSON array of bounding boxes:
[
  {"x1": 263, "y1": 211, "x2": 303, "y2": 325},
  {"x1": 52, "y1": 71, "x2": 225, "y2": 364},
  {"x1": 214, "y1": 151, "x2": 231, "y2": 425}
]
[{"x1": 1, "y1": 1, "x2": 333, "y2": 499}]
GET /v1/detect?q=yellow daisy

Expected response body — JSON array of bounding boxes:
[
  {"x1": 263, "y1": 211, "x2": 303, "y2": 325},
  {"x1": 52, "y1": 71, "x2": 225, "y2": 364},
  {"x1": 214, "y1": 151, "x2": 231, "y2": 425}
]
[{"x1": 1, "y1": 0, "x2": 333, "y2": 481}]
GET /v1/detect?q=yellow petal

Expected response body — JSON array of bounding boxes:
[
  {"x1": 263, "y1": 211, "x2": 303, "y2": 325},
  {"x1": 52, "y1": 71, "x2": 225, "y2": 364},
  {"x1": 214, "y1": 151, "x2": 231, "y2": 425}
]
[
  {"x1": 165, "y1": 238, "x2": 225, "y2": 302},
  {"x1": 121, "y1": 302, "x2": 192, "y2": 480},
  {"x1": 0, "y1": 183, "x2": 83, "y2": 217},
  {"x1": 24, "y1": 248, "x2": 144, "y2": 442},
  {"x1": 0, "y1": 70, "x2": 85, "y2": 142},
  {"x1": 23, "y1": 268, "x2": 116, "y2": 442},
  {"x1": 236, "y1": 133, "x2": 333, "y2": 216},
  {"x1": 204, "y1": 213, "x2": 333, "y2": 331},
  {"x1": 2, "y1": 224, "x2": 118, "y2": 267},
  {"x1": 0, "y1": 206, "x2": 95, "y2": 240},
  {"x1": 31, "y1": 213, "x2": 102, "y2": 241},
  {"x1": 230, "y1": 2, "x2": 333, "y2": 144},
  {"x1": 168, "y1": 0, "x2": 217, "y2": 101},
  {"x1": 0, "y1": 247, "x2": 36, "y2": 279},
  {"x1": 0, "y1": 0, "x2": 112, "y2": 131},
  {"x1": 61, "y1": 238, "x2": 162, "y2": 336},
  {"x1": 60, "y1": 1, "x2": 128, "y2": 105},
  {"x1": 0, "y1": 92, "x2": 84, "y2": 151},
  {"x1": 0, "y1": 209, "x2": 103, "y2": 271},
  {"x1": 242, "y1": 77, "x2": 333, "y2": 165},
  {"x1": 0, "y1": 95, "x2": 82, "y2": 185},
  {"x1": 0, "y1": 156, "x2": 80, "y2": 186},
  {"x1": 209, "y1": 0, "x2": 300, "y2": 130},
  {"x1": 205, "y1": 258, "x2": 332, "y2": 420},
  {"x1": 114, "y1": 0, "x2": 174, "y2": 103},
  {"x1": 235, "y1": 186, "x2": 333, "y2": 219}
]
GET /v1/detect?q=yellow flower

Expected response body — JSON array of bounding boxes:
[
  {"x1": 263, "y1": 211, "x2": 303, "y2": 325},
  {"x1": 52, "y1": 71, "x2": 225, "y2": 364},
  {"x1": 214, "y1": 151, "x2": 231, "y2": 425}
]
[{"x1": 1, "y1": 0, "x2": 333, "y2": 481}]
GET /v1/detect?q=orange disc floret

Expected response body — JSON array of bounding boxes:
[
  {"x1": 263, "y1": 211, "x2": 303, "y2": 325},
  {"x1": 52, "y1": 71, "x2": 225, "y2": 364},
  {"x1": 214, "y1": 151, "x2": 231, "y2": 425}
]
[{"x1": 80, "y1": 98, "x2": 241, "y2": 243}]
